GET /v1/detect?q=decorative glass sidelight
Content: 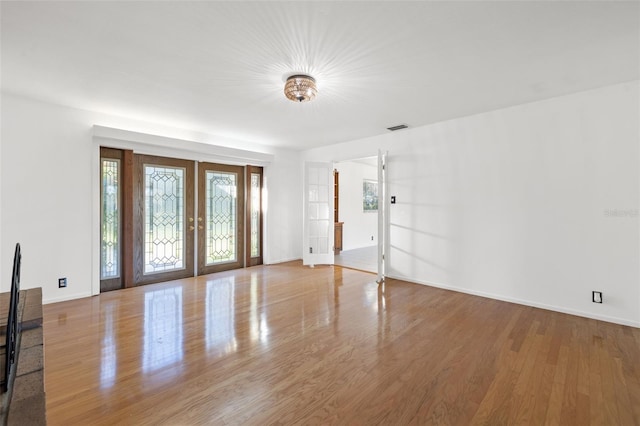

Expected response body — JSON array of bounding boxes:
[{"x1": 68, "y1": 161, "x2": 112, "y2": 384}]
[
  {"x1": 101, "y1": 159, "x2": 120, "y2": 279},
  {"x1": 250, "y1": 173, "x2": 261, "y2": 258},
  {"x1": 206, "y1": 171, "x2": 237, "y2": 264},
  {"x1": 144, "y1": 165, "x2": 185, "y2": 274}
]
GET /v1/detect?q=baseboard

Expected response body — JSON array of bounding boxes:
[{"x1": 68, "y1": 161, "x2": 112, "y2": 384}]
[
  {"x1": 385, "y1": 273, "x2": 640, "y2": 329},
  {"x1": 43, "y1": 292, "x2": 93, "y2": 305}
]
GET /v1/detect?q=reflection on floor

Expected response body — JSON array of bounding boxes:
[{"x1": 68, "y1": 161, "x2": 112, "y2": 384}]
[{"x1": 334, "y1": 245, "x2": 377, "y2": 273}]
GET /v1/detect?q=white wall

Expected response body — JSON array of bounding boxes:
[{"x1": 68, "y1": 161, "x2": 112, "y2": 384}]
[
  {"x1": 263, "y1": 148, "x2": 303, "y2": 264},
  {"x1": 335, "y1": 159, "x2": 378, "y2": 250},
  {"x1": 305, "y1": 81, "x2": 640, "y2": 327},
  {"x1": 0, "y1": 93, "x2": 302, "y2": 303}
]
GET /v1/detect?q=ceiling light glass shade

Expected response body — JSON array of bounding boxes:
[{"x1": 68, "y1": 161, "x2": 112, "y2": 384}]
[{"x1": 284, "y1": 75, "x2": 318, "y2": 103}]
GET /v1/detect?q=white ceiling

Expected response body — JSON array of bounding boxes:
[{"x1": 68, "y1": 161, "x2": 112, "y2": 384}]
[{"x1": 1, "y1": 1, "x2": 638, "y2": 150}]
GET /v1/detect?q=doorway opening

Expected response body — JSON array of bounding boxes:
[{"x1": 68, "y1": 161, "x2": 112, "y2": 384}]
[{"x1": 333, "y1": 156, "x2": 378, "y2": 273}]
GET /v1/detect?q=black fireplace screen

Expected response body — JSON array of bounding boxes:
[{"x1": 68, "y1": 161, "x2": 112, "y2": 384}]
[{"x1": 3, "y1": 243, "x2": 21, "y2": 392}]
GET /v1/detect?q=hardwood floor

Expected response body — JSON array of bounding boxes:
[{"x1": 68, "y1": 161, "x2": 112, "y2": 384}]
[{"x1": 43, "y1": 262, "x2": 640, "y2": 425}]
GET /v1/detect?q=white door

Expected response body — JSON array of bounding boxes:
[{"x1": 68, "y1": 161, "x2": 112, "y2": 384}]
[
  {"x1": 377, "y1": 151, "x2": 387, "y2": 282},
  {"x1": 303, "y1": 162, "x2": 334, "y2": 266}
]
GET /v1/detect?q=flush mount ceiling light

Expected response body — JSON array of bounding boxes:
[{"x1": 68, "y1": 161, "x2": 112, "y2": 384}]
[{"x1": 284, "y1": 74, "x2": 318, "y2": 103}]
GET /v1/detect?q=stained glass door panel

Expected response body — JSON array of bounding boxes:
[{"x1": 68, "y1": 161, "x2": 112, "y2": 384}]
[
  {"x1": 144, "y1": 165, "x2": 186, "y2": 273},
  {"x1": 101, "y1": 158, "x2": 120, "y2": 279},
  {"x1": 198, "y1": 163, "x2": 245, "y2": 275},
  {"x1": 205, "y1": 171, "x2": 237, "y2": 264},
  {"x1": 134, "y1": 155, "x2": 195, "y2": 285}
]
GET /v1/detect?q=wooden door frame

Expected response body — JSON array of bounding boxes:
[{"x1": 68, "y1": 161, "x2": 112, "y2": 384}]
[
  {"x1": 246, "y1": 166, "x2": 263, "y2": 267},
  {"x1": 99, "y1": 148, "x2": 134, "y2": 292},
  {"x1": 197, "y1": 162, "x2": 245, "y2": 275},
  {"x1": 133, "y1": 154, "x2": 195, "y2": 285},
  {"x1": 122, "y1": 150, "x2": 134, "y2": 287},
  {"x1": 99, "y1": 148, "x2": 123, "y2": 292},
  {"x1": 92, "y1": 126, "x2": 275, "y2": 296}
]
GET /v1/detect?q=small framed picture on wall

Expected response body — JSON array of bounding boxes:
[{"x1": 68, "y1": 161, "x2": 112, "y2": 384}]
[{"x1": 363, "y1": 180, "x2": 378, "y2": 212}]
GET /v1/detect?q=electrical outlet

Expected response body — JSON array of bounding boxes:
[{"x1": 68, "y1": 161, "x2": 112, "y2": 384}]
[
  {"x1": 371, "y1": 236, "x2": 374, "y2": 241},
  {"x1": 592, "y1": 291, "x2": 602, "y2": 303},
  {"x1": 58, "y1": 277, "x2": 67, "y2": 288}
]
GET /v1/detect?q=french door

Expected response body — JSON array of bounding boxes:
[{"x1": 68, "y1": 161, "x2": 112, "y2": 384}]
[
  {"x1": 100, "y1": 149, "x2": 262, "y2": 290},
  {"x1": 377, "y1": 150, "x2": 387, "y2": 283},
  {"x1": 197, "y1": 162, "x2": 245, "y2": 275},
  {"x1": 303, "y1": 162, "x2": 334, "y2": 266},
  {"x1": 134, "y1": 155, "x2": 195, "y2": 285}
]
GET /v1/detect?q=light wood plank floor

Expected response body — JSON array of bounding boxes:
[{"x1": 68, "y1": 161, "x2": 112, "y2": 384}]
[{"x1": 43, "y1": 262, "x2": 640, "y2": 425}]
